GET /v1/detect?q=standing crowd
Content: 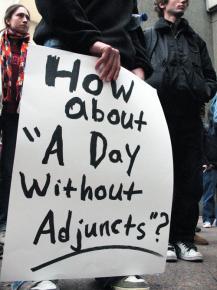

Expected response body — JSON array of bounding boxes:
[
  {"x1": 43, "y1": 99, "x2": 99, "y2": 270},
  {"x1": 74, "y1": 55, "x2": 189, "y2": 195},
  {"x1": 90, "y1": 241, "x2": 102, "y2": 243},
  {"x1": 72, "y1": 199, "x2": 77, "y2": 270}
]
[{"x1": 0, "y1": 1, "x2": 217, "y2": 290}]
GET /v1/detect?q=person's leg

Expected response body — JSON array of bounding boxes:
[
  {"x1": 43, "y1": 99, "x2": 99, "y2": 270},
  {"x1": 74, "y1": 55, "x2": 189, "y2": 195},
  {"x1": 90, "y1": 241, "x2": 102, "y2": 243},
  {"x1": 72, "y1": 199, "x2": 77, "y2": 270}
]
[
  {"x1": 215, "y1": 195, "x2": 217, "y2": 226},
  {"x1": 167, "y1": 116, "x2": 203, "y2": 261},
  {"x1": 214, "y1": 171, "x2": 217, "y2": 226},
  {"x1": 11, "y1": 281, "x2": 59, "y2": 290},
  {"x1": 11, "y1": 281, "x2": 26, "y2": 290},
  {"x1": 202, "y1": 169, "x2": 217, "y2": 226},
  {"x1": 0, "y1": 115, "x2": 59, "y2": 289},
  {"x1": 0, "y1": 113, "x2": 19, "y2": 231},
  {"x1": 95, "y1": 277, "x2": 124, "y2": 288},
  {"x1": 164, "y1": 116, "x2": 181, "y2": 261},
  {"x1": 169, "y1": 116, "x2": 203, "y2": 242}
]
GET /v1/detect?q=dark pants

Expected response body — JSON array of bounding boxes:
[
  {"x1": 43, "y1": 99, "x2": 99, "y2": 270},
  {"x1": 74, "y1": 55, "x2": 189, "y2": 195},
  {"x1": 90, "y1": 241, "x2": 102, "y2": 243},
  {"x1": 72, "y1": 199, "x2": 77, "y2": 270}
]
[
  {"x1": 0, "y1": 113, "x2": 19, "y2": 231},
  {"x1": 166, "y1": 115, "x2": 203, "y2": 243},
  {"x1": 95, "y1": 277, "x2": 124, "y2": 288}
]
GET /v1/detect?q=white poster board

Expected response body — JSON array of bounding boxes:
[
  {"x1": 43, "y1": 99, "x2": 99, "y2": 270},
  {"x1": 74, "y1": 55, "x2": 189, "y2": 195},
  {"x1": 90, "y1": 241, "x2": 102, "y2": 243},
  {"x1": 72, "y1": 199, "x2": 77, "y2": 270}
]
[{"x1": 1, "y1": 45, "x2": 173, "y2": 281}]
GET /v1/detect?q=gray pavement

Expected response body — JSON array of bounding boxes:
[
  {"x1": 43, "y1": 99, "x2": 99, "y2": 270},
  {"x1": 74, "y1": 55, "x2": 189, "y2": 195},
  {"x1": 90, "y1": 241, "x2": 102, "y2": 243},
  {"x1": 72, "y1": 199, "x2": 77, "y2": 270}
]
[{"x1": 0, "y1": 218, "x2": 217, "y2": 290}]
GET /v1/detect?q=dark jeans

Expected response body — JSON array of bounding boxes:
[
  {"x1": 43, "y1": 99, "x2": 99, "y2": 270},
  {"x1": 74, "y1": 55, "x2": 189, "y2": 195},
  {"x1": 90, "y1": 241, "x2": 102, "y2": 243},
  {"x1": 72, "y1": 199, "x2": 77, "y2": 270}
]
[
  {"x1": 202, "y1": 169, "x2": 217, "y2": 226},
  {"x1": 166, "y1": 115, "x2": 203, "y2": 243},
  {"x1": 44, "y1": 39, "x2": 63, "y2": 49},
  {"x1": 0, "y1": 113, "x2": 19, "y2": 231}
]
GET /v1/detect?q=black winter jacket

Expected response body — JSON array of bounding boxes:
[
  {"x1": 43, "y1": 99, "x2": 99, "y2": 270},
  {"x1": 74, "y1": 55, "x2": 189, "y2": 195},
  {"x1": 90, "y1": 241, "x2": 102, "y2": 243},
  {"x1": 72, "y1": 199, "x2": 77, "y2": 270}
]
[
  {"x1": 34, "y1": 0, "x2": 152, "y2": 76},
  {"x1": 144, "y1": 18, "x2": 217, "y2": 116}
]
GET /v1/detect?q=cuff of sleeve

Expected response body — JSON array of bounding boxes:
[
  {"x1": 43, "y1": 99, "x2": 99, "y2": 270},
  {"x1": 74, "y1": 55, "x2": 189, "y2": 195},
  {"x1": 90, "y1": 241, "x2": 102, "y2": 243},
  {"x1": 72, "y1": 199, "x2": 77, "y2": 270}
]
[{"x1": 135, "y1": 60, "x2": 153, "y2": 79}]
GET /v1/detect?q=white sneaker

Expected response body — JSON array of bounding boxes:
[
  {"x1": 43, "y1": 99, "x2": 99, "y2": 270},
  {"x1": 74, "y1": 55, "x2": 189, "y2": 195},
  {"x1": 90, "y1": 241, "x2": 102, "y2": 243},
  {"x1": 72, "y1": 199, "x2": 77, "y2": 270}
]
[
  {"x1": 166, "y1": 243, "x2": 177, "y2": 262},
  {"x1": 203, "y1": 221, "x2": 212, "y2": 228},
  {"x1": 31, "y1": 281, "x2": 59, "y2": 290},
  {"x1": 175, "y1": 242, "x2": 203, "y2": 262},
  {"x1": 111, "y1": 276, "x2": 150, "y2": 290}
]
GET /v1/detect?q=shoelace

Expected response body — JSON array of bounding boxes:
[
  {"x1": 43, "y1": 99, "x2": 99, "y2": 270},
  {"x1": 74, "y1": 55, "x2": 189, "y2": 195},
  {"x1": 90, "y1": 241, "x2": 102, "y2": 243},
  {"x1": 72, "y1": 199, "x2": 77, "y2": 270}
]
[{"x1": 181, "y1": 242, "x2": 197, "y2": 252}]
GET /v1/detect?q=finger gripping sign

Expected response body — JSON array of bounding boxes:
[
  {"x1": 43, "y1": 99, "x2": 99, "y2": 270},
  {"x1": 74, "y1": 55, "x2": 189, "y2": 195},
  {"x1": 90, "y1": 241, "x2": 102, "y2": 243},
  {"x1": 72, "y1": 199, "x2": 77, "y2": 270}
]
[{"x1": 0, "y1": 45, "x2": 173, "y2": 281}]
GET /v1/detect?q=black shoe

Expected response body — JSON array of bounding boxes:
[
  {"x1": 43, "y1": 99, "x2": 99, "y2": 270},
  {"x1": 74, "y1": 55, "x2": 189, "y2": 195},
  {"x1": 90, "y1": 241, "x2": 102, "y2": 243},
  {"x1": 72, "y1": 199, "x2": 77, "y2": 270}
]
[
  {"x1": 195, "y1": 226, "x2": 201, "y2": 233},
  {"x1": 194, "y1": 234, "x2": 209, "y2": 245}
]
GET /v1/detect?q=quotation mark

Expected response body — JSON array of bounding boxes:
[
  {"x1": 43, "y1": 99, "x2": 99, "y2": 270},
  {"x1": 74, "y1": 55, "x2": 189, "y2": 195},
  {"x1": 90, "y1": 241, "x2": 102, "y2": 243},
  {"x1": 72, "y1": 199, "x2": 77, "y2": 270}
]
[
  {"x1": 150, "y1": 212, "x2": 169, "y2": 242},
  {"x1": 23, "y1": 127, "x2": 41, "y2": 142},
  {"x1": 150, "y1": 212, "x2": 158, "y2": 219}
]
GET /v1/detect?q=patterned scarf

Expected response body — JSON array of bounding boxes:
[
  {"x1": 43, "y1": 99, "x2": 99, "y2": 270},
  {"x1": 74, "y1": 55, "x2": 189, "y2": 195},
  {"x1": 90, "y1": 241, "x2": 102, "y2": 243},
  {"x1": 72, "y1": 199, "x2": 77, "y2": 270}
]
[{"x1": 0, "y1": 29, "x2": 29, "y2": 105}]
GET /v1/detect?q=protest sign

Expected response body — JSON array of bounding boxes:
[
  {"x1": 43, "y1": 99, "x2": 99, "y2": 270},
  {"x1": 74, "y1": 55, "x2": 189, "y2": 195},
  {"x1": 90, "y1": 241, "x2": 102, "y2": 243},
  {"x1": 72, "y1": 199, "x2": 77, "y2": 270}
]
[{"x1": 1, "y1": 45, "x2": 173, "y2": 281}]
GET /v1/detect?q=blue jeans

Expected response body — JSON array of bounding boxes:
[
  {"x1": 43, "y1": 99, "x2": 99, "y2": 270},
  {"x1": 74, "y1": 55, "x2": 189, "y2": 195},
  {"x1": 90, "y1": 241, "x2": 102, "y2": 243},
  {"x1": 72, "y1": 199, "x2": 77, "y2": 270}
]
[
  {"x1": 11, "y1": 281, "x2": 25, "y2": 290},
  {"x1": 43, "y1": 39, "x2": 62, "y2": 49},
  {"x1": 202, "y1": 169, "x2": 217, "y2": 226}
]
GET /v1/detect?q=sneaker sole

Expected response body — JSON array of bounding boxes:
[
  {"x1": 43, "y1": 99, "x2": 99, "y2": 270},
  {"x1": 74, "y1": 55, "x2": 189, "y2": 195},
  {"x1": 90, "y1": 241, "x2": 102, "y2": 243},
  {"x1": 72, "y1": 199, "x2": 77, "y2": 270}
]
[
  {"x1": 179, "y1": 255, "x2": 203, "y2": 262},
  {"x1": 166, "y1": 257, "x2": 177, "y2": 262}
]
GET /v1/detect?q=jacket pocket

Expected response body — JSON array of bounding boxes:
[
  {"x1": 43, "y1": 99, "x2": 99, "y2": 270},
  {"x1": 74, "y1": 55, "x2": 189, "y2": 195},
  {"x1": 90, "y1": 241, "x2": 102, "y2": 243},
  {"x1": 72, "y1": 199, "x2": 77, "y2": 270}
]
[
  {"x1": 185, "y1": 47, "x2": 207, "y2": 103},
  {"x1": 147, "y1": 60, "x2": 167, "y2": 89}
]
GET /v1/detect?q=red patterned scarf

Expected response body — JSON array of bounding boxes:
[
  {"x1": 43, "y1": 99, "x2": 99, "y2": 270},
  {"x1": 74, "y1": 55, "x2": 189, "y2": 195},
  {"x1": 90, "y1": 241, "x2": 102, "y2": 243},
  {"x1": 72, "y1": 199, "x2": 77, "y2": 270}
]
[{"x1": 0, "y1": 29, "x2": 29, "y2": 105}]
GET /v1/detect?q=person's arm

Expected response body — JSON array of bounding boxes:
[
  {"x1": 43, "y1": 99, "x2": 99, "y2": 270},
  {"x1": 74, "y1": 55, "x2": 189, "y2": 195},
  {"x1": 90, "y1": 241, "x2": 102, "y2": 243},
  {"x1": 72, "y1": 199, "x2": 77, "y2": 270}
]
[
  {"x1": 35, "y1": 0, "x2": 101, "y2": 53},
  {"x1": 35, "y1": 0, "x2": 120, "y2": 81},
  {"x1": 129, "y1": 1, "x2": 153, "y2": 80},
  {"x1": 199, "y1": 37, "x2": 217, "y2": 102},
  {"x1": 131, "y1": 68, "x2": 145, "y2": 80}
]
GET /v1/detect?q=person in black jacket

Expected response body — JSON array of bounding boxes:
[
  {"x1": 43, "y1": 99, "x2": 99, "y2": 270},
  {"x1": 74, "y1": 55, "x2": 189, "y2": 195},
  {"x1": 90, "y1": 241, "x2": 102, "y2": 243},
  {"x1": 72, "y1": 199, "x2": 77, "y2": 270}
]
[
  {"x1": 144, "y1": 0, "x2": 217, "y2": 263},
  {"x1": 34, "y1": 0, "x2": 152, "y2": 82},
  {"x1": 33, "y1": 1, "x2": 152, "y2": 290}
]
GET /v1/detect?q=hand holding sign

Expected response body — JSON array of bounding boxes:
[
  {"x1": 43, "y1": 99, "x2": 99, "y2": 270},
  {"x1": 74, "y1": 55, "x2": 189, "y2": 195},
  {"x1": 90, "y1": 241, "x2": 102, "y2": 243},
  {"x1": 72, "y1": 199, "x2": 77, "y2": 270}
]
[{"x1": 89, "y1": 41, "x2": 121, "y2": 81}]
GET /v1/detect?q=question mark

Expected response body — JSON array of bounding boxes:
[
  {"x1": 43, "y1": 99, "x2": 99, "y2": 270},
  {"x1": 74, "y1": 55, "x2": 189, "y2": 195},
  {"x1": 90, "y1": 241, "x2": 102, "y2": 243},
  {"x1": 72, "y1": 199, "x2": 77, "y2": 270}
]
[{"x1": 155, "y1": 212, "x2": 169, "y2": 242}]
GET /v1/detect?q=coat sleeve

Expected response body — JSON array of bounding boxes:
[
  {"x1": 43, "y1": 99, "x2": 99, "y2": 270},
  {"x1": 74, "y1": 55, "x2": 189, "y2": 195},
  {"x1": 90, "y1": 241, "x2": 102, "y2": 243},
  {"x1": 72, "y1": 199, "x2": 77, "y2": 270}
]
[
  {"x1": 198, "y1": 37, "x2": 217, "y2": 102},
  {"x1": 128, "y1": 1, "x2": 153, "y2": 78},
  {"x1": 35, "y1": 0, "x2": 101, "y2": 54}
]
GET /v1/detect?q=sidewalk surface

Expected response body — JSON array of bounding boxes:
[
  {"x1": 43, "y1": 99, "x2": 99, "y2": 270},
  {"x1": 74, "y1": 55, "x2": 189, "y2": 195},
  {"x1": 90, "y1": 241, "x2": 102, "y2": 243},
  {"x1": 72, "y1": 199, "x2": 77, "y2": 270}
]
[{"x1": 0, "y1": 219, "x2": 217, "y2": 290}]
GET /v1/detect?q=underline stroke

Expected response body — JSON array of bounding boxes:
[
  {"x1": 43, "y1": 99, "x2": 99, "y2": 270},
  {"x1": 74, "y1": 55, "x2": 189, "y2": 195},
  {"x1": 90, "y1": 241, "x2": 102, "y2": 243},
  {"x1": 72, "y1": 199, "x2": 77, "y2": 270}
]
[{"x1": 31, "y1": 245, "x2": 163, "y2": 272}]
